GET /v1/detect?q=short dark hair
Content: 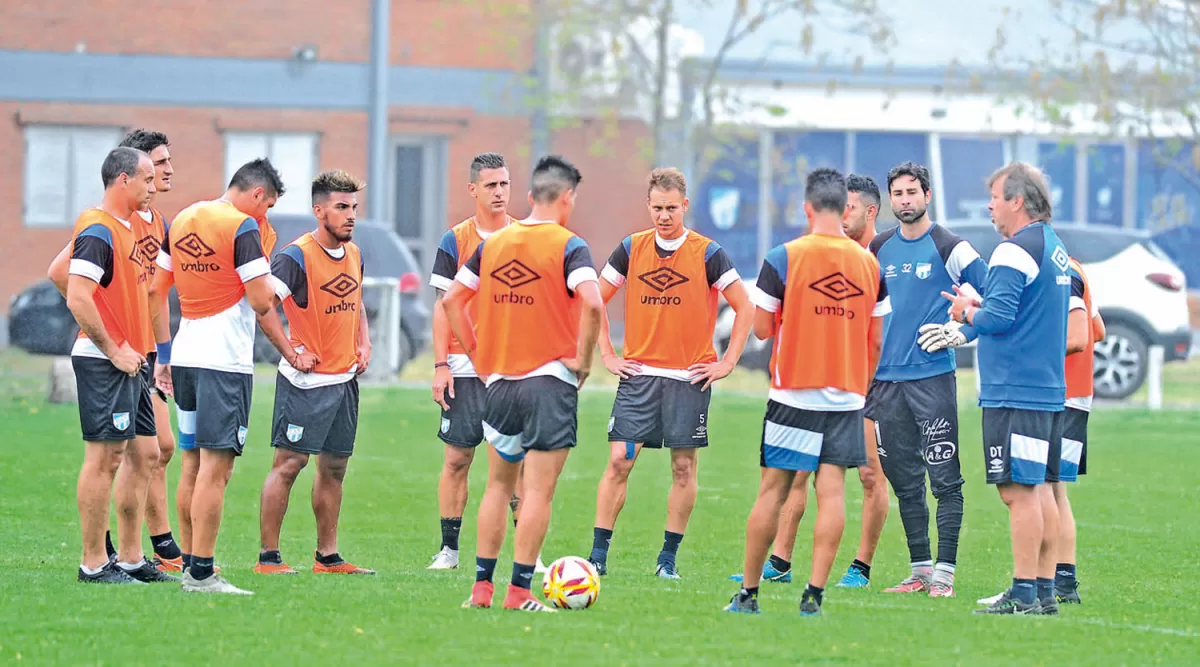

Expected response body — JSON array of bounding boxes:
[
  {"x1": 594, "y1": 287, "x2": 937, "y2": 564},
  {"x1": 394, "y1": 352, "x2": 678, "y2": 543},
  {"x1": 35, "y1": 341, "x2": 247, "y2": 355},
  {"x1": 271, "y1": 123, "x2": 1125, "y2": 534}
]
[
  {"x1": 887, "y1": 161, "x2": 931, "y2": 193},
  {"x1": 529, "y1": 155, "x2": 582, "y2": 205},
  {"x1": 312, "y1": 169, "x2": 365, "y2": 205},
  {"x1": 805, "y1": 167, "x2": 847, "y2": 214},
  {"x1": 118, "y1": 129, "x2": 169, "y2": 155},
  {"x1": 470, "y1": 152, "x2": 506, "y2": 182},
  {"x1": 228, "y1": 158, "x2": 285, "y2": 198},
  {"x1": 846, "y1": 173, "x2": 880, "y2": 208},
  {"x1": 101, "y1": 147, "x2": 147, "y2": 189}
]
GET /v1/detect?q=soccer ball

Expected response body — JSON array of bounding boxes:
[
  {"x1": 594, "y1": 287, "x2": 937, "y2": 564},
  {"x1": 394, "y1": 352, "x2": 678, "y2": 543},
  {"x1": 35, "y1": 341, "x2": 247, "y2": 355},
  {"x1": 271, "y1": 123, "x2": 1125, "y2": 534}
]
[{"x1": 541, "y1": 556, "x2": 600, "y2": 610}]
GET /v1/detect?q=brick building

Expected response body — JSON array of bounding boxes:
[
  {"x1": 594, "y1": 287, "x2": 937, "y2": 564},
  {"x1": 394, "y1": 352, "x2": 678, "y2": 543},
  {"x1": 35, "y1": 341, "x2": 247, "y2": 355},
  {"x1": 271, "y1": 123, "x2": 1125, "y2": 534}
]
[{"x1": 0, "y1": 1, "x2": 653, "y2": 314}]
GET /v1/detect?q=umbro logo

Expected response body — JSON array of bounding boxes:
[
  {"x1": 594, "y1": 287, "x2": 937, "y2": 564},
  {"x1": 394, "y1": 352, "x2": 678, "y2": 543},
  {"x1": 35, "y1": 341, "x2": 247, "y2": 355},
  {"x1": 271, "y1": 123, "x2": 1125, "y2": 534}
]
[
  {"x1": 174, "y1": 232, "x2": 216, "y2": 259},
  {"x1": 320, "y1": 273, "x2": 360, "y2": 299},
  {"x1": 1051, "y1": 246, "x2": 1070, "y2": 273},
  {"x1": 638, "y1": 267, "x2": 690, "y2": 293},
  {"x1": 808, "y1": 272, "x2": 864, "y2": 301},
  {"x1": 490, "y1": 260, "x2": 541, "y2": 290},
  {"x1": 129, "y1": 236, "x2": 161, "y2": 274}
]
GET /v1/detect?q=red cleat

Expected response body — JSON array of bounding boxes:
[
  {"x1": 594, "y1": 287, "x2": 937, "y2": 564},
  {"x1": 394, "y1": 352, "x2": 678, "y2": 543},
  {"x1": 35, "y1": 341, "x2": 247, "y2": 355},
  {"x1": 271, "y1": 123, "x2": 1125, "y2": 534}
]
[
  {"x1": 462, "y1": 580, "x2": 495, "y2": 609},
  {"x1": 501, "y1": 584, "x2": 556, "y2": 613}
]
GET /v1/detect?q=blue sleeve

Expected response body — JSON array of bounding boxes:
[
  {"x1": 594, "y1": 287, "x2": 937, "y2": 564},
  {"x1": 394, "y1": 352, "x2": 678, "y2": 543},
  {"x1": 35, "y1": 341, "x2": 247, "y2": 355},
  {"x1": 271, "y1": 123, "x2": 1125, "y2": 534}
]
[
  {"x1": 960, "y1": 257, "x2": 989, "y2": 292},
  {"x1": 431, "y1": 230, "x2": 460, "y2": 284},
  {"x1": 464, "y1": 242, "x2": 483, "y2": 277},
  {"x1": 272, "y1": 247, "x2": 308, "y2": 309},
  {"x1": 972, "y1": 266, "x2": 1025, "y2": 334},
  {"x1": 606, "y1": 236, "x2": 632, "y2": 277}
]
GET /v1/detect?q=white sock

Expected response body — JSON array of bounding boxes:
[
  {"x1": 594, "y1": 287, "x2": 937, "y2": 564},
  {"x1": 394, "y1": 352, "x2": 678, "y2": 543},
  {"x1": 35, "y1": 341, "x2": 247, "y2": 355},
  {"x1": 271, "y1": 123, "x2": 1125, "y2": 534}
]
[
  {"x1": 117, "y1": 561, "x2": 142, "y2": 572},
  {"x1": 933, "y1": 562, "x2": 956, "y2": 581},
  {"x1": 912, "y1": 560, "x2": 933, "y2": 575},
  {"x1": 81, "y1": 564, "x2": 105, "y2": 575}
]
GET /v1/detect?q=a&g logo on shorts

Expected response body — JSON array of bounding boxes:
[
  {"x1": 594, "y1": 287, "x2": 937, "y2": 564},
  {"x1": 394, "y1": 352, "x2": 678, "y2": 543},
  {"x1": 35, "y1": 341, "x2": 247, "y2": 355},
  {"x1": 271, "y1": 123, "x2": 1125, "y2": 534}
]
[
  {"x1": 286, "y1": 424, "x2": 304, "y2": 442},
  {"x1": 112, "y1": 412, "x2": 130, "y2": 431}
]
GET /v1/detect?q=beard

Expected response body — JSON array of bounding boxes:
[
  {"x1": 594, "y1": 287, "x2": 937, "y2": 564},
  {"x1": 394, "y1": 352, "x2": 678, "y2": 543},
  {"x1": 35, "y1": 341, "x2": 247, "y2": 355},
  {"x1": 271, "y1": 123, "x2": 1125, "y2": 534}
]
[{"x1": 896, "y1": 205, "x2": 926, "y2": 224}]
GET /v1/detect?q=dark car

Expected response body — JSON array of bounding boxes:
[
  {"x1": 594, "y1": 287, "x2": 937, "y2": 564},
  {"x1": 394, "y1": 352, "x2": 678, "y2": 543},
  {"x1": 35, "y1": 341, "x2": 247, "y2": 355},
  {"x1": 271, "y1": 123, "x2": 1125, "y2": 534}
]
[{"x1": 8, "y1": 215, "x2": 429, "y2": 373}]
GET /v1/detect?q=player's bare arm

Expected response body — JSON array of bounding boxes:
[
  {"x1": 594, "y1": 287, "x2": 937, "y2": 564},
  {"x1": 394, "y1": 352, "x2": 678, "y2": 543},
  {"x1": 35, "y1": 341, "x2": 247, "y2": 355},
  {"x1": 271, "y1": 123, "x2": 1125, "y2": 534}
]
[
  {"x1": 752, "y1": 305, "x2": 777, "y2": 341},
  {"x1": 256, "y1": 298, "x2": 316, "y2": 372},
  {"x1": 689, "y1": 279, "x2": 752, "y2": 391},
  {"x1": 1066, "y1": 307, "x2": 1090, "y2": 355},
  {"x1": 442, "y1": 281, "x2": 479, "y2": 370},
  {"x1": 245, "y1": 273, "x2": 276, "y2": 317},
  {"x1": 147, "y1": 265, "x2": 175, "y2": 395},
  {"x1": 868, "y1": 314, "x2": 885, "y2": 378},
  {"x1": 565, "y1": 279, "x2": 604, "y2": 387},
  {"x1": 1092, "y1": 312, "x2": 1106, "y2": 342},
  {"x1": 597, "y1": 279, "x2": 642, "y2": 379},
  {"x1": 356, "y1": 300, "x2": 371, "y2": 375},
  {"x1": 431, "y1": 288, "x2": 456, "y2": 409},
  {"x1": 66, "y1": 274, "x2": 143, "y2": 376},
  {"x1": 47, "y1": 243, "x2": 71, "y2": 296}
]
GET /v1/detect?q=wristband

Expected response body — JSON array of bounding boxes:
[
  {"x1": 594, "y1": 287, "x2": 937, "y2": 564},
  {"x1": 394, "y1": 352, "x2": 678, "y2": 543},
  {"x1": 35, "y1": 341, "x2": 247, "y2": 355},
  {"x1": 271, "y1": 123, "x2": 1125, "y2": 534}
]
[
  {"x1": 434, "y1": 361, "x2": 450, "y2": 370},
  {"x1": 155, "y1": 341, "x2": 171, "y2": 365}
]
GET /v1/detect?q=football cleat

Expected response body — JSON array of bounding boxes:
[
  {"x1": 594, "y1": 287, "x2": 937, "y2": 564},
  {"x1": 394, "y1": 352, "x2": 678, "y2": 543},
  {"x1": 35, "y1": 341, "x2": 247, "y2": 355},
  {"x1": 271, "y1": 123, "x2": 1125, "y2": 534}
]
[
  {"x1": 502, "y1": 585, "x2": 556, "y2": 613},
  {"x1": 973, "y1": 590, "x2": 1036, "y2": 615},
  {"x1": 1056, "y1": 587, "x2": 1082, "y2": 604},
  {"x1": 121, "y1": 558, "x2": 181, "y2": 583},
  {"x1": 977, "y1": 591, "x2": 1006, "y2": 605},
  {"x1": 729, "y1": 560, "x2": 792, "y2": 584},
  {"x1": 884, "y1": 575, "x2": 931, "y2": 594},
  {"x1": 462, "y1": 580, "x2": 495, "y2": 609},
  {"x1": 154, "y1": 555, "x2": 184, "y2": 573},
  {"x1": 655, "y1": 563, "x2": 682, "y2": 580},
  {"x1": 181, "y1": 571, "x2": 253, "y2": 595},
  {"x1": 78, "y1": 563, "x2": 144, "y2": 585},
  {"x1": 254, "y1": 561, "x2": 299, "y2": 575},
  {"x1": 588, "y1": 559, "x2": 607, "y2": 576},
  {"x1": 799, "y1": 590, "x2": 822, "y2": 616},
  {"x1": 835, "y1": 565, "x2": 870, "y2": 588},
  {"x1": 1034, "y1": 598, "x2": 1060, "y2": 615},
  {"x1": 929, "y1": 582, "x2": 955, "y2": 598},
  {"x1": 723, "y1": 593, "x2": 761, "y2": 614},
  {"x1": 313, "y1": 559, "x2": 376, "y2": 575},
  {"x1": 427, "y1": 546, "x2": 459, "y2": 570}
]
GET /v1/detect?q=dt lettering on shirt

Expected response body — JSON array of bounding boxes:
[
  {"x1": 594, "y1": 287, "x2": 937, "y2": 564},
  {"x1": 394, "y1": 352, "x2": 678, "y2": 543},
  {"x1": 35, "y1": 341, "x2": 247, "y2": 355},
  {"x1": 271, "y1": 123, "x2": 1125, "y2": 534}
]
[{"x1": 275, "y1": 235, "x2": 364, "y2": 375}]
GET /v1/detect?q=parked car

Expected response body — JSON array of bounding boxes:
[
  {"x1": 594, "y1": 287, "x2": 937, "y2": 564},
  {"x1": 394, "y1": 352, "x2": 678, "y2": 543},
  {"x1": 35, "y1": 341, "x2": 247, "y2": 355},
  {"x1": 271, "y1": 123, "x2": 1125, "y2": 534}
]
[
  {"x1": 713, "y1": 221, "x2": 1192, "y2": 400},
  {"x1": 8, "y1": 215, "x2": 430, "y2": 373}
]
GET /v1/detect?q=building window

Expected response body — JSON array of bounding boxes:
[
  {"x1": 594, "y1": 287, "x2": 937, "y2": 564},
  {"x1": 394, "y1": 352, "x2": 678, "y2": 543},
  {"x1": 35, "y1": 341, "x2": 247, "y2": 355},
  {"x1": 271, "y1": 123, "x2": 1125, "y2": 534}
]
[
  {"x1": 23, "y1": 125, "x2": 123, "y2": 227},
  {"x1": 939, "y1": 136, "x2": 1005, "y2": 222},
  {"x1": 855, "y1": 132, "x2": 929, "y2": 223},
  {"x1": 223, "y1": 132, "x2": 318, "y2": 215}
]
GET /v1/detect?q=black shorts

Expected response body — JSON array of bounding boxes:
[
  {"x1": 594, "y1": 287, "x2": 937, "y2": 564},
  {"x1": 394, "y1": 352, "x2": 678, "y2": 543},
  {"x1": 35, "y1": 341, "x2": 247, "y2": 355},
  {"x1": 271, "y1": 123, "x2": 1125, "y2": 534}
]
[
  {"x1": 72, "y1": 356, "x2": 145, "y2": 442},
  {"x1": 607, "y1": 375, "x2": 711, "y2": 448},
  {"x1": 760, "y1": 401, "x2": 867, "y2": 471},
  {"x1": 866, "y1": 373, "x2": 963, "y2": 486},
  {"x1": 482, "y1": 376, "x2": 578, "y2": 462},
  {"x1": 172, "y1": 365, "x2": 253, "y2": 456},
  {"x1": 1055, "y1": 407, "x2": 1089, "y2": 482},
  {"x1": 272, "y1": 374, "x2": 359, "y2": 456},
  {"x1": 438, "y1": 376, "x2": 486, "y2": 448},
  {"x1": 137, "y1": 352, "x2": 158, "y2": 436},
  {"x1": 981, "y1": 407, "x2": 1060, "y2": 485}
]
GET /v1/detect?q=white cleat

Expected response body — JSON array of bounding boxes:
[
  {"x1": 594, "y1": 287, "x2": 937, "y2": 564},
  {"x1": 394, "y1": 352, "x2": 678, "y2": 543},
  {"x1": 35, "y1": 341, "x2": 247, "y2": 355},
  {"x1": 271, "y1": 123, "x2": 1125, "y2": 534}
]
[
  {"x1": 181, "y1": 571, "x2": 253, "y2": 595},
  {"x1": 977, "y1": 591, "x2": 1006, "y2": 605},
  {"x1": 534, "y1": 555, "x2": 548, "y2": 574},
  {"x1": 427, "y1": 546, "x2": 459, "y2": 570}
]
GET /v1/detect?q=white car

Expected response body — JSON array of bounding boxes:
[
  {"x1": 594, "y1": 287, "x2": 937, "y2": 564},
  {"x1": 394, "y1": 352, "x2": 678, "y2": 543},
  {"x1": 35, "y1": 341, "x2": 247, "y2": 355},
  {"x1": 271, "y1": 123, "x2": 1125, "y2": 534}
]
[{"x1": 714, "y1": 221, "x2": 1192, "y2": 400}]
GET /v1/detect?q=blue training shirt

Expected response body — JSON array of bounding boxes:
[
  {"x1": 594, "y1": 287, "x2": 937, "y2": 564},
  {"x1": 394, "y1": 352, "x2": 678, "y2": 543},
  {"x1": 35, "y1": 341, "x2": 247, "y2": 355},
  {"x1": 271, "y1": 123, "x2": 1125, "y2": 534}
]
[
  {"x1": 869, "y1": 223, "x2": 989, "y2": 382},
  {"x1": 973, "y1": 222, "x2": 1070, "y2": 411}
]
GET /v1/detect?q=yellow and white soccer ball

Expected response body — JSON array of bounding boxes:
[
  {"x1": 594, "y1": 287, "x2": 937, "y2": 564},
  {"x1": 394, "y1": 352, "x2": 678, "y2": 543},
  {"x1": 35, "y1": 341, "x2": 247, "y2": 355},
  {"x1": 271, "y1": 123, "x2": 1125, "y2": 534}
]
[{"x1": 541, "y1": 556, "x2": 600, "y2": 610}]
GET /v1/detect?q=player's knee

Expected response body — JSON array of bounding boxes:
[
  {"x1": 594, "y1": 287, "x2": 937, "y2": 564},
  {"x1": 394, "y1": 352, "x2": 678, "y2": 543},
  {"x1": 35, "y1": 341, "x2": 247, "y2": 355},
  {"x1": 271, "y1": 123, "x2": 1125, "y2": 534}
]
[
  {"x1": 275, "y1": 456, "x2": 308, "y2": 484},
  {"x1": 444, "y1": 448, "x2": 473, "y2": 477},
  {"x1": 157, "y1": 434, "x2": 176, "y2": 463},
  {"x1": 669, "y1": 455, "x2": 697, "y2": 486},
  {"x1": 319, "y1": 455, "x2": 349, "y2": 482},
  {"x1": 605, "y1": 455, "x2": 635, "y2": 481},
  {"x1": 931, "y1": 479, "x2": 964, "y2": 500}
]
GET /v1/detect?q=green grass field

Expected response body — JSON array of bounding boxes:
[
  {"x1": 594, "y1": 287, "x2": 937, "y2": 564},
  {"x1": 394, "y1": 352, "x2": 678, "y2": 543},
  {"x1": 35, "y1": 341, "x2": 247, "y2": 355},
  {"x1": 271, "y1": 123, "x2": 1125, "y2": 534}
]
[{"x1": 1, "y1": 359, "x2": 1198, "y2": 665}]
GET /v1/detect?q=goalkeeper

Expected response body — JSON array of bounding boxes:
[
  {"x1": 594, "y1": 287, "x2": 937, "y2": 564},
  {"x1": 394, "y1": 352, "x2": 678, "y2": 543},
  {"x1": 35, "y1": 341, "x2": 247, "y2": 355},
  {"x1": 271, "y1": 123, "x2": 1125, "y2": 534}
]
[{"x1": 865, "y1": 162, "x2": 989, "y2": 598}]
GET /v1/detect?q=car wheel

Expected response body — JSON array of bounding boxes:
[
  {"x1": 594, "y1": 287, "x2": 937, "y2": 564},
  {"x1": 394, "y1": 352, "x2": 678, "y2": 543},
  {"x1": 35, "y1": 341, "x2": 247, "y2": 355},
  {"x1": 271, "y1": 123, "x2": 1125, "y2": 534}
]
[{"x1": 1092, "y1": 323, "x2": 1148, "y2": 400}]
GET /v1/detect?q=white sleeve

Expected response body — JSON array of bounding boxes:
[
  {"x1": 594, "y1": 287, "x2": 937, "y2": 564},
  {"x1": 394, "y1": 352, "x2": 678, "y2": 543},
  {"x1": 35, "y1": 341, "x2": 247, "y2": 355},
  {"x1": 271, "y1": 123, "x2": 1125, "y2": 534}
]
[
  {"x1": 455, "y1": 265, "x2": 480, "y2": 291},
  {"x1": 567, "y1": 266, "x2": 599, "y2": 291},
  {"x1": 750, "y1": 286, "x2": 780, "y2": 313},
  {"x1": 271, "y1": 275, "x2": 292, "y2": 300},
  {"x1": 714, "y1": 268, "x2": 741, "y2": 292},
  {"x1": 872, "y1": 295, "x2": 892, "y2": 317},
  {"x1": 600, "y1": 263, "x2": 625, "y2": 287},
  {"x1": 155, "y1": 251, "x2": 173, "y2": 273},
  {"x1": 236, "y1": 257, "x2": 271, "y2": 284},
  {"x1": 68, "y1": 259, "x2": 104, "y2": 283},
  {"x1": 990, "y1": 242, "x2": 1040, "y2": 286}
]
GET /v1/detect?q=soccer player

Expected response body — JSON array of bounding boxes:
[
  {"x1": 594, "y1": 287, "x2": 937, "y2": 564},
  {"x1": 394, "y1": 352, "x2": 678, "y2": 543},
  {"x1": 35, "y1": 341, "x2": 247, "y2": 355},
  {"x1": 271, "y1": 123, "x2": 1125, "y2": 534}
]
[
  {"x1": 253, "y1": 170, "x2": 375, "y2": 576},
  {"x1": 726, "y1": 168, "x2": 890, "y2": 616},
  {"x1": 67, "y1": 147, "x2": 175, "y2": 584},
  {"x1": 427, "y1": 153, "x2": 516, "y2": 571},
  {"x1": 729, "y1": 174, "x2": 893, "y2": 588},
  {"x1": 587, "y1": 167, "x2": 752, "y2": 579},
  {"x1": 944, "y1": 162, "x2": 1069, "y2": 615},
  {"x1": 48, "y1": 130, "x2": 184, "y2": 571},
  {"x1": 445, "y1": 155, "x2": 604, "y2": 612},
  {"x1": 149, "y1": 158, "x2": 281, "y2": 594},
  {"x1": 851, "y1": 162, "x2": 989, "y2": 598}
]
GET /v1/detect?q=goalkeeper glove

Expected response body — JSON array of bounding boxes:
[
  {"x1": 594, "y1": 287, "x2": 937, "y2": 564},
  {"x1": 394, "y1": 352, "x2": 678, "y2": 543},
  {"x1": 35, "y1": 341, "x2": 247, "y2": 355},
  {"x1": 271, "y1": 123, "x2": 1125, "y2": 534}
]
[{"x1": 916, "y1": 321, "x2": 967, "y2": 353}]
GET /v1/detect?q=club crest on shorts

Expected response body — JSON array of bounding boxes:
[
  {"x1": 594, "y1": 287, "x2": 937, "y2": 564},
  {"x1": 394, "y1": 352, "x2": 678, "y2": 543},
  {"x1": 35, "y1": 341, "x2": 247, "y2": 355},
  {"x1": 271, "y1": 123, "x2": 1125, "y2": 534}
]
[
  {"x1": 607, "y1": 417, "x2": 615, "y2": 433},
  {"x1": 915, "y1": 262, "x2": 932, "y2": 280},
  {"x1": 237, "y1": 426, "x2": 248, "y2": 445},
  {"x1": 286, "y1": 424, "x2": 304, "y2": 442},
  {"x1": 112, "y1": 412, "x2": 130, "y2": 431},
  {"x1": 440, "y1": 417, "x2": 450, "y2": 434}
]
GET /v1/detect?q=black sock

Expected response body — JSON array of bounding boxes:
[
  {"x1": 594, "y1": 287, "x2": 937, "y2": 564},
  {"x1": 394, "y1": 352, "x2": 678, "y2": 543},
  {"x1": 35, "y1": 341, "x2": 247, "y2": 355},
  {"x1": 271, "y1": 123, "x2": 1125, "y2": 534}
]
[
  {"x1": 182, "y1": 553, "x2": 192, "y2": 571},
  {"x1": 590, "y1": 527, "x2": 613, "y2": 563},
  {"x1": 513, "y1": 518, "x2": 518, "y2": 528},
  {"x1": 658, "y1": 531, "x2": 684, "y2": 567},
  {"x1": 440, "y1": 517, "x2": 463, "y2": 551},
  {"x1": 769, "y1": 554, "x2": 792, "y2": 573},
  {"x1": 511, "y1": 561, "x2": 536, "y2": 590},
  {"x1": 1055, "y1": 563, "x2": 1077, "y2": 589},
  {"x1": 259, "y1": 550, "x2": 283, "y2": 565},
  {"x1": 104, "y1": 530, "x2": 116, "y2": 559},
  {"x1": 1036, "y1": 577, "x2": 1054, "y2": 602},
  {"x1": 476, "y1": 556, "x2": 497, "y2": 583},
  {"x1": 151, "y1": 532, "x2": 182, "y2": 560},
  {"x1": 804, "y1": 583, "x2": 825, "y2": 605},
  {"x1": 315, "y1": 551, "x2": 344, "y2": 566},
  {"x1": 739, "y1": 586, "x2": 759, "y2": 601},
  {"x1": 851, "y1": 559, "x2": 871, "y2": 579},
  {"x1": 1012, "y1": 578, "x2": 1037, "y2": 604},
  {"x1": 191, "y1": 556, "x2": 214, "y2": 581}
]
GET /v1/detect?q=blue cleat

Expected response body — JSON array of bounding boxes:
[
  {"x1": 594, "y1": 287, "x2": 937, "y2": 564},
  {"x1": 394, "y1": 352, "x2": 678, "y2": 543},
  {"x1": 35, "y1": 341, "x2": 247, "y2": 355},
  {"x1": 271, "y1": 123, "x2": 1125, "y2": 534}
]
[
  {"x1": 835, "y1": 565, "x2": 870, "y2": 588},
  {"x1": 728, "y1": 560, "x2": 792, "y2": 584},
  {"x1": 655, "y1": 563, "x2": 682, "y2": 580},
  {"x1": 723, "y1": 592, "x2": 761, "y2": 614}
]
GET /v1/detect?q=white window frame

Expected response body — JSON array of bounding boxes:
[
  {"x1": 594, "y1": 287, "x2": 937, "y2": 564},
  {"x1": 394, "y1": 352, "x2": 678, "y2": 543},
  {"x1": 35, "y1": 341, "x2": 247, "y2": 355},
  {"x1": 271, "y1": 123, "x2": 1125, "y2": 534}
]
[
  {"x1": 23, "y1": 125, "x2": 123, "y2": 228},
  {"x1": 223, "y1": 132, "x2": 319, "y2": 216}
]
